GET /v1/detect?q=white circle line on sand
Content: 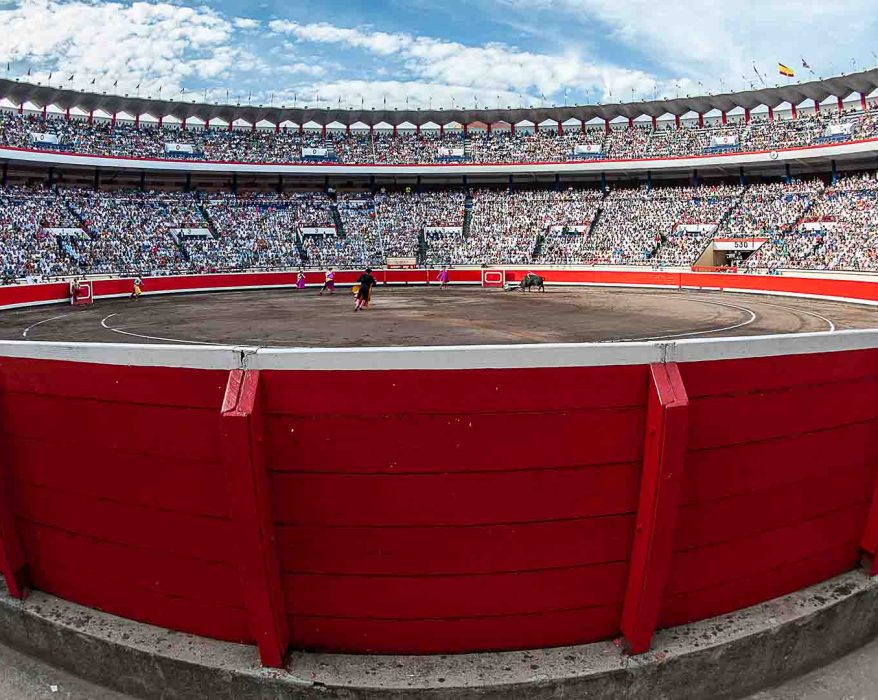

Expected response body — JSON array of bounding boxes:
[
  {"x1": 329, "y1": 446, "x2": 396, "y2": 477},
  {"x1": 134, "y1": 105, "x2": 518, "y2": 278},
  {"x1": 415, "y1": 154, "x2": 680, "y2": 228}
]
[
  {"x1": 100, "y1": 313, "x2": 231, "y2": 346},
  {"x1": 749, "y1": 300, "x2": 836, "y2": 332},
  {"x1": 22, "y1": 313, "x2": 71, "y2": 338},
  {"x1": 613, "y1": 300, "x2": 759, "y2": 342}
]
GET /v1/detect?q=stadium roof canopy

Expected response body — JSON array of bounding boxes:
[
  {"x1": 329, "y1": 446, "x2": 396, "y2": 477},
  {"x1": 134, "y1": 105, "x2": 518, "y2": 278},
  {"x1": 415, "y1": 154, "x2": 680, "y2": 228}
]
[{"x1": 2, "y1": 69, "x2": 878, "y2": 128}]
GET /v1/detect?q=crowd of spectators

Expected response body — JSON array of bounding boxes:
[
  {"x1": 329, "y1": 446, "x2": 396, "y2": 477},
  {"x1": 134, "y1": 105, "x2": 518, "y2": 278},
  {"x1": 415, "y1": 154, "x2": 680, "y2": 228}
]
[
  {"x1": 3, "y1": 104, "x2": 878, "y2": 166},
  {"x1": 6, "y1": 176, "x2": 878, "y2": 280}
]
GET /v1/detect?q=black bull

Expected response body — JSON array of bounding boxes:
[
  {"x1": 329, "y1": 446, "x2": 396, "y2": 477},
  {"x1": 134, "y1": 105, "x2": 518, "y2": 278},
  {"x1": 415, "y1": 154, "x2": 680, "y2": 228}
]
[{"x1": 519, "y1": 273, "x2": 545, "y2": 292}]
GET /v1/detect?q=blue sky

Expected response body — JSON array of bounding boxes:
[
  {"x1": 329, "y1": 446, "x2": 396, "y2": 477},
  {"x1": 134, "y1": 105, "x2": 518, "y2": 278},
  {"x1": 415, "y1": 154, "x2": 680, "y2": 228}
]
[{"x1": 1, "y1": 0, "x2": 877, "y2": 109}]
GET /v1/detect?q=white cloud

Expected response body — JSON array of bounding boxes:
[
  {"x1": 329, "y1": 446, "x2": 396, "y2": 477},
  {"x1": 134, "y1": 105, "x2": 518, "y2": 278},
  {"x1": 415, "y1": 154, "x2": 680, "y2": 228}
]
[
  {"x1": 232, "y1": 17, "x2": 259, "y2": 30},
  {"x1": 0, "y1": 0, "x2": 238, "y2": 94},
  {"x1": 268, "y1": 18, "x2": 681, "y2": 103}
]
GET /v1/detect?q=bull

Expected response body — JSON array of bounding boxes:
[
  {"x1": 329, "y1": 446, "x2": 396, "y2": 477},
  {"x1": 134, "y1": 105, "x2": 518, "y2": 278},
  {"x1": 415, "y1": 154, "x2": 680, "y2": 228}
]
[{"x1": 519, "y1": 273, "x2": 545, "y2": 292}]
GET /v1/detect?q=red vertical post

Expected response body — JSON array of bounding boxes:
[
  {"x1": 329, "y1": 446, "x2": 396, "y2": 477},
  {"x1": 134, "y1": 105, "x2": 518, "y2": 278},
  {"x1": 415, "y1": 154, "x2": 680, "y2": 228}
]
[
  {"x1": 628, "y1": 117, "x2": 634, "y2": 129},
  {"x1": 0, "y1": 469, "x2": 28, "y2": 600},
  {"x1": 221, "y1": 370, "x2": 289, "y2": 668},
  {"x1": 532, "y1": 122, "x2": 538, "y2": 134},
  {"x1": 674, "y1": 114, "x2": 681, "y2": 129},
  {"x1": 697, "y1": 113, "x2": 704, "y2": 128},
  {"x1": 157, "y1": 115, "x2": 163, "y2": 128},
  {"x1": 651, "y1": 116, "x2": 657, "y2": 130},
  {"x1": 813, "y1": 99, "x2": 820, "y2": 114},
  {"x1": 486, "y1": 123, "x2": 492, "y2": 134},
  {"x1": 580, "y1": 120, "x2": 585, "y2": 134},
  {"x1": 791, "y1": 103, "x2": 798, "y2": 119},
  {"x1": 860, "y1": 479, "x2": 878, "y2": 574},
  {"x1": 557, "y1": 121, "x2": 563, "y2": 135},
  {"x1": 322, "y1": 123, "x2": 327, "y2": 138},
  {"x1": 745, "y1": 108, "x2": 751, "y2": 124},
  {"x1": 135, "y1": 114, "x2": 140, "y2": 129},
  {"x1": 621, "y1": 362, "x2": 689, "y2": 655},
  {"x1": 837, "y1": 96, "x2": 844, "y2": 113},
  {"x1": 65, "y1": 108, "x2": 70, "y2": 121},
  {"x1": 228, "y1": 121, "x2": 233, "y2": 132},
  {"x1": 111, "y1": 112, "x2": 116, "y2": 126},
  {"x1": 861, "y1": 92, "x2": 868, "y2": 111},
  {"x1": 768, "y1": 106, "x2": 775, "y2": 121},
  {"x1": 511, "y1": 123, "x2": 516, "y2": 135},
  {"x1": 276, "y1": 122, "x2": 281, "y2": 134},
  {"x1": 181, "y1": 117, "x2": 187, "y2": 130},
  {"x1": 721, "y1": 111, "x2": 727, "y2": 125},
  {"x1": 604, "y1": 119, "x2": 610, "y2": 134},
  {"x1": 17, "y1": 102, "x2": 23, "y2": 115}
]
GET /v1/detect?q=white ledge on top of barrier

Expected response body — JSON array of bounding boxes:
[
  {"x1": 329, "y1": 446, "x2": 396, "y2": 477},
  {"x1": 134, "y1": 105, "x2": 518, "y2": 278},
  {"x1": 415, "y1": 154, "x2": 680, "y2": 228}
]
[{"x1": 3, "y1": 328, "x2": 878, "y2": 371}]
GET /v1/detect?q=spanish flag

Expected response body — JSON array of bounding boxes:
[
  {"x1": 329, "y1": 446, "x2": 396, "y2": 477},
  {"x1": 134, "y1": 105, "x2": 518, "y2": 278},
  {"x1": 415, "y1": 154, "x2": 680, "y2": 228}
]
[{"x1": 778, "y1": 63, "x2": 795, "y2": 78}]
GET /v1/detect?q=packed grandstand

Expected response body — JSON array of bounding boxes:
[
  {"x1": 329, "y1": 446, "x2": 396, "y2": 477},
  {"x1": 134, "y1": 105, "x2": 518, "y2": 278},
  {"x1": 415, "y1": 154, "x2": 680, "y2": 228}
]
[
  {"x1": 3, "y1": 71, "x2": 878, "y2": 282},
  {"x1": 2, "y1": 104, "x2": 878, "y2": 164},
  {"x1": 1, "y1": 173, "x2": 877, "y2": 279}
]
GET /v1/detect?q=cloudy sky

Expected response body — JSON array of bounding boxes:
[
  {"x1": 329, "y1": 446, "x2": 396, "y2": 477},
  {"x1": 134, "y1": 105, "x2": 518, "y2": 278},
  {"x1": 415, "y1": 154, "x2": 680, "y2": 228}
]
[{"x1": 1, "y1": 0, "x2": 877, "y2": 110}]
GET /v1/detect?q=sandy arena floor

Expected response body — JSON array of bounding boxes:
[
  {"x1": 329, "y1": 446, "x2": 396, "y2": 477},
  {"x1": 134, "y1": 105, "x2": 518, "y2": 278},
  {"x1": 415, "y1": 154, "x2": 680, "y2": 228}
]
[{"x1": 1, "y1": 286, "x2": 877, "y2": 347}]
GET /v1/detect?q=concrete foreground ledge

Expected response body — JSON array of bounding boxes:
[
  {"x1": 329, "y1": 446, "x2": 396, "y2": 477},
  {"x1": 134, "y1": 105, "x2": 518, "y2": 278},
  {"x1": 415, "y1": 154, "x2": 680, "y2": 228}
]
[{"x1": 1, "y1": 570, "x2": 877, "y2": 699}]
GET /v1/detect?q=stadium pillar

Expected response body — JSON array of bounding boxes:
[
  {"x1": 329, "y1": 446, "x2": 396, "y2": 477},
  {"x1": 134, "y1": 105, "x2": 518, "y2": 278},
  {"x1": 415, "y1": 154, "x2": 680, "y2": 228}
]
[
  {"x1": 298, "y1": 123, "x2": 304, "y2": 136},
  {"x1": 220, "y1": 370, "x2": 290, "y2": 668},
  {"x1": 861, "y1": 92, "x2": 868, "y2": 111},
  {"x1": 627, "y1": 117, "x2": 633, "y2": 129},
  {"x1": 507, "y1": 174, "x2": 513, "y2": 193},
  {"x1": 231, "y1": 172, "x2": 238, "y2": 194},
  {"x1": 604, "y1": 119, "x2": 610, "y2": 134},
  {"x1": 691, "y1": 169, "x2": 699, "y2": 187},
  {"x1": 1, "y1": 163, "x2": 7, "y2": 187},
  {"x1": 813, "y1": 99, "x2": 820, "y2": 114},
  {"x1": 791, "y1": 103, "x2": 798, "y2": 120},
  {"x1": 580, "y1": 119, "x2": 586, "y2": 133},
  {"x1": 41, "y1": 104, "x2": 47, "y2": 120},
  {"x1": 600, "y1": 172, "x2": 607, "y2": 192},
  {"x1": 439, "y1": 124, "x2": 444, "y2": 136},
  {"x1": 462, "y1": 174, "x2": 468, "y2": 191},
  {"x1": 47, "y1": 168, "x2": 54, "y2": 187},
  {"x1": 646, "y1": 171, "x2": 652, "y2": 191},
  {"x1": 739, "y1": 167, "x2": 745, "y2": 187},
  {"x1": 416, "y1": 175, "x2": 422, "y2": 194},
  {"x1": 157, "y1": 115, "x2": 163, "y2": 128},
  {"x1": 486, "y1": 123, "x2": 492, "y2": 133},
  {"x1": 651, "y1": 115, "x2": 657, "y2": 130},
  {"x1": 838, "y1": 96, "x2": 844, "y2": 112},
  {"x1": 92, "y1": 168, "x2": 99, "y2": 191},
  {"x1": 553, "y1": 173, "x2": 560, "y2": 191},
  {"x1": 674, "y1": 114, "x2": 681, "y2": 129},
  {"x1": 276, "y1": 175, "x2": 283, "y2": 194},
  {"x1": 185, "y1": 173, "x2": 191, "y2": 192},
  {"x1": 697, "y1": 113, "x2": 704, "y2": 128},
  {"x1": 181, "y1": 117, "x2": 187, "y2": 130},
  {"x1": 17, "y1": 102, "x2": 22, "y2": 115},
  {"x1": 322, "y1": 123, "x2": 327, "y2": 138},
  {"x1": 785, "y1": 163, "x2": 792, "y2": 184},
  {"x1": 620, "y1": 363, "x2": 689, "y2": 655},
  {"x1": 65, "y1": 107, "x2": 70, "y2": 121},
  {"x1": 532, "y1": 122, "x2": 538, "y2": 133},
  {"x1": 510, "y1": 122, "x2": 516, "y2": 134},
  {"x1": 831, "y1": 160, "x2": 838, "y2": 185},
  {"x1": 415, "y1": 123, "x2": 420, "y2": 135},
  {"x1": 557, "y1": 122, "x2": 563, "y2": 136},
  {"x1": 744, "y1": 108, "x2": 751, "y2": 124},
  {"x1": 392, "y1": 123, "x2": 397, "y2": 137},
  {"x1": 768, "y1": 106, "x2": 774, "y2": 121},
  {"x1": 721, "y1": 111, "x2": 727, "y2": 125},
  {"x1": 139, "y1": 171, "x2": 145, "y2": 192},
  {"x1": 111, "y1": 112, "x2": 116, "y2": 126},
  {"x1": 369, "y1": 174, "x2": 376, "y2": 192},
  {"x1": 135, "y1": 114, "x2": 140, "y2": 129},
  {"x1": 275, "y1": 122, "x2": 281, "y2": 134}
]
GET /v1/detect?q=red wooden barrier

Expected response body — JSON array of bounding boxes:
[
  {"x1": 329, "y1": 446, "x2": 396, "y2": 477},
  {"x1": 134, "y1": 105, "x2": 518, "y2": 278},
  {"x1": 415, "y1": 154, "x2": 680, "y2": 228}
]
[
  {"x1": 621, "y1": 363, "x2": 689, "y2": 654},
  {"x1": 0, "y1": 462, "x2": 28, "y2": 599},
  {"x1": 221, "y1": 369, "x2": 289, "y2": 667},
  {"x1": 860, "y1": 476, "x2": 878, "y2": 575}
]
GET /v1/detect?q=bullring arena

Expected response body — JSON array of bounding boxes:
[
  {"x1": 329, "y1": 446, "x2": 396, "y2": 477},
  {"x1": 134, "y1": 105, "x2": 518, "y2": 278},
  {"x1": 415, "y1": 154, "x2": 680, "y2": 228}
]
[{"x1": 5, "y1": 65, "x2": 878, "y2": 699}]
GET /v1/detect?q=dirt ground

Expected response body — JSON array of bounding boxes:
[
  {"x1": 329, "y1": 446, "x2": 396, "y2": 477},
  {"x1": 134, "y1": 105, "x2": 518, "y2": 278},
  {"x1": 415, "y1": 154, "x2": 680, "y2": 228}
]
[{"x1": 1, "y1": 286, "x2": 877, "y2": 347}]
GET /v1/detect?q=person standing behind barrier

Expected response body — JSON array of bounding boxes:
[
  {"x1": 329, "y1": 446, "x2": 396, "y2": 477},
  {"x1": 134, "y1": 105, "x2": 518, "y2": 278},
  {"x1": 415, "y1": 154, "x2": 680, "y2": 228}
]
[
  {"x1": 130, "y1": 276, "x2": 143, "y2": 301},
  {"x1": 354, "y1": 268, "x2": 377, "y2": 312},
  {"x1": 320, "y1": 268, "x2": 335, "y2": 295},
  {"x1": 296, "y1": 269, "x2": 306, "y2": 291}
]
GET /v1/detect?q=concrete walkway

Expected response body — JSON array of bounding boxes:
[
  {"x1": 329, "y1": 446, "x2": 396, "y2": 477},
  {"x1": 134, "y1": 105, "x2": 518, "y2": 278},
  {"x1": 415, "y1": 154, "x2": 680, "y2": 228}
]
[{"x1": 3, "y1": 636, "x2": 878, "y2": 700}]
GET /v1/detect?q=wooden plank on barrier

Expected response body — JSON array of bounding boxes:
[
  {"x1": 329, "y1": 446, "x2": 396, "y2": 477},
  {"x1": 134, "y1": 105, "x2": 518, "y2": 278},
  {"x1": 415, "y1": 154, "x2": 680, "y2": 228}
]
[
  {"x1": 621, "y1": 362, "x2": 689, "y2": 654},
  {"x1": 221, "y1": 369, "x2": 289, "y2": 668}
]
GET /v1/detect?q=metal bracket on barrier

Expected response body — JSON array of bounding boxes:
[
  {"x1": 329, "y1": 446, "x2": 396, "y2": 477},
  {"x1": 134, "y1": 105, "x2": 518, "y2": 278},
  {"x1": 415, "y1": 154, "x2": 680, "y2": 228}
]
[{"x1": 621, "y1": 362, "x2": 690, "y2": 654}]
